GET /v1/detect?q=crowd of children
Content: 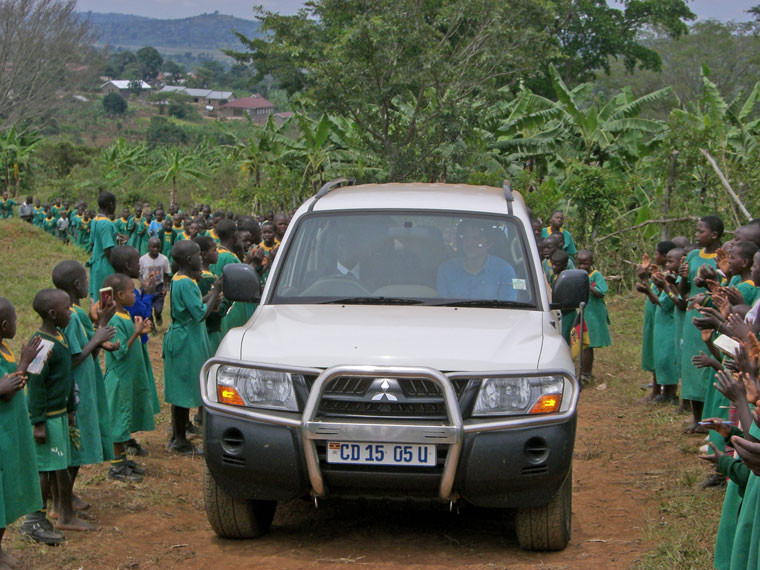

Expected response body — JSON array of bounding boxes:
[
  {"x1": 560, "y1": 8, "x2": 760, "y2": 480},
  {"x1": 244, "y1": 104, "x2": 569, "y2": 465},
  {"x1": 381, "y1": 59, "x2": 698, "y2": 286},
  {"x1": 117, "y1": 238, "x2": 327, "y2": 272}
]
[
  {"x1": 628, "y1": 214, "x2": 760, "y2": 569},
  {"x1": 0, "y1": 191, "x2": 286, "y2": 562}
]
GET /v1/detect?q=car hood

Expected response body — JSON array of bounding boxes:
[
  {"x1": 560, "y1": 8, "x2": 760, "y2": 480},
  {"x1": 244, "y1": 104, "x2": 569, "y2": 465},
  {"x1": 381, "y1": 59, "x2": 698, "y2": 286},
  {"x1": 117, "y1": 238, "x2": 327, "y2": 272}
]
[{"x1": 225, "y1": 304, "x2": 545, "y2": 371}]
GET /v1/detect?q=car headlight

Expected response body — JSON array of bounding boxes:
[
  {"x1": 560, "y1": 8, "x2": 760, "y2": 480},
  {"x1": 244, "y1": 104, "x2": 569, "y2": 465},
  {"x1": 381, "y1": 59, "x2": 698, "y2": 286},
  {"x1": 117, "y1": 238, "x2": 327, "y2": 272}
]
[
  {"x1": 216, "y1": 366, "x2": 300, "y2": 411},
  {"x1": 472, "y1": 376, "x2": 564, "y2": 416}
]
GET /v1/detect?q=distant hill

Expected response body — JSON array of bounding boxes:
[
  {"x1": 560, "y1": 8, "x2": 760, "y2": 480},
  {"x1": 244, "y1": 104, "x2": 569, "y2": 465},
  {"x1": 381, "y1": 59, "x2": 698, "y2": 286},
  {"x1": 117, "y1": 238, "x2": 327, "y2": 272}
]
[{"x1": 81, "y1": 11, "x2": 261, "y2": 51}]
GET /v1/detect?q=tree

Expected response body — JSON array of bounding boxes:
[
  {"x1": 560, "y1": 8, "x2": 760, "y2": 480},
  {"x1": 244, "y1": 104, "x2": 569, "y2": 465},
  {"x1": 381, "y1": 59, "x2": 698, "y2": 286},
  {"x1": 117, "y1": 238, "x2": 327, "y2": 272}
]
[
  {"x1": 102, "y1": 92, "x2": 127, "y2": 115},
  {"x1": 162, "y1": 60, "x2": 185, "y2": 83},
  {"x1": 542, "y1": 0, "x2": 695, "y2": 89},
  {"x1": 0, "y1": 0, "x2": 97, "y2": 128},
  {"x1": 144, "y1": 147, "x2": 206, "y2": 209},
  {"x1": 136, "y1": 46, "x2": 163, "y2": 81},
  {"x1": 227, "y1": 0, "x2": 558, "y2": 180}
]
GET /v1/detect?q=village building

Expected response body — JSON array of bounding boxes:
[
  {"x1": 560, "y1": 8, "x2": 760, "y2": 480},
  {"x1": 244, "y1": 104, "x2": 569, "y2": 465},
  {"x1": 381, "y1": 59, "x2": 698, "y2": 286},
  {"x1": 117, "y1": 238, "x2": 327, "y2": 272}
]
[
  {"x1": 101, "y1": 79, "x2": 152, "y2": 98},
  {"x1": 220, "y1": 94, "x2": 275, "y2": 123},
  {"x1": 159, "y1": 86, "x2": 234, "y2": 108}
]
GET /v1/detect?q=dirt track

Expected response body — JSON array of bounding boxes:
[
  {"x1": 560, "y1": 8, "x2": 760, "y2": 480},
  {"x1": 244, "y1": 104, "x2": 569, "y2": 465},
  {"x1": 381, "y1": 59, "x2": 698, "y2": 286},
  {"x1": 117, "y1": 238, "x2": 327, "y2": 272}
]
[{"x1": 8, "y1": 302, "x2": 713, "y2": 569}]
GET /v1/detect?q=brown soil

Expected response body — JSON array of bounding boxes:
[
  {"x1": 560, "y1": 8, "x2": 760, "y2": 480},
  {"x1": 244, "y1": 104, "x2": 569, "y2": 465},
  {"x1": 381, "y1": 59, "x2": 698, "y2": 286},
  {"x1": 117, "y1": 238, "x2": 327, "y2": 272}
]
[{"x1": 7, "y1": 310, "x2": 709, "y2": 569}]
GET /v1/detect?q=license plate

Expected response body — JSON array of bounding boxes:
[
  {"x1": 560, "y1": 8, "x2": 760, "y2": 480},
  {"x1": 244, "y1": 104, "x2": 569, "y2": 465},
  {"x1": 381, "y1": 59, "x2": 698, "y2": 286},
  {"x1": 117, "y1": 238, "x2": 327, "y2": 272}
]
[{"x1": 327, "y1": 442, "x2": 436, "y2": 467}]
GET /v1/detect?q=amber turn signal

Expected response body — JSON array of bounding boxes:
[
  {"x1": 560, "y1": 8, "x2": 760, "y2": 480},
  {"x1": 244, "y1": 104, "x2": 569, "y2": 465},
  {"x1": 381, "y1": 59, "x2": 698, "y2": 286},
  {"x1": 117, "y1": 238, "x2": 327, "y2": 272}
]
[
  {"x1": 530, "y1": 394, "x2": 561, "y2": 414},
  {"x1": 217, "y1": 385, "x2": 245, "y2": 406}
]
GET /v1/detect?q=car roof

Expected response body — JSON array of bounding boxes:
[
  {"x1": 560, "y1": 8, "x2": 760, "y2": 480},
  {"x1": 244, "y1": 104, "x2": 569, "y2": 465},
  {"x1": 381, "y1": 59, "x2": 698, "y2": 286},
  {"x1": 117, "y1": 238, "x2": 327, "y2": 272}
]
[{"x1": 308, "y1": 183, "x2": 526, "y2": 215}]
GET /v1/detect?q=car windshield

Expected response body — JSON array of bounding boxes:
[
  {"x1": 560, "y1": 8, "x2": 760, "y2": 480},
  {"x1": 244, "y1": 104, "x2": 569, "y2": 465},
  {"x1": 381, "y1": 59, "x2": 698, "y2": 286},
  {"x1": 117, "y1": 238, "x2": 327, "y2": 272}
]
[{"x1": 270, "y1": 211, "x2": 537, "y2": 308}]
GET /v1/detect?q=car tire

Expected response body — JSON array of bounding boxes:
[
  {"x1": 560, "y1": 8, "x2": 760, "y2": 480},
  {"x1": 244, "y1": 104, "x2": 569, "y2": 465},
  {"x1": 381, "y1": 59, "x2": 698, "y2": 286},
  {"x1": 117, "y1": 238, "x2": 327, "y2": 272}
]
[
  {"x1": 204, "y1": 465, "x2": 277, "y2": 538},
  {"x1": 515, "y1": 467, "x2": 571, "y2": 551}
]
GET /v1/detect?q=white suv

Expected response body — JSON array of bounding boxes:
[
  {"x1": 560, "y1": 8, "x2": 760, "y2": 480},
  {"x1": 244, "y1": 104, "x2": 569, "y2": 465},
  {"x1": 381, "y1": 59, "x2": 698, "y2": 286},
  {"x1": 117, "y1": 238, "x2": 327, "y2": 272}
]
[{"x1": 201, "y1": 180, "x2": 587, "y2": 551}]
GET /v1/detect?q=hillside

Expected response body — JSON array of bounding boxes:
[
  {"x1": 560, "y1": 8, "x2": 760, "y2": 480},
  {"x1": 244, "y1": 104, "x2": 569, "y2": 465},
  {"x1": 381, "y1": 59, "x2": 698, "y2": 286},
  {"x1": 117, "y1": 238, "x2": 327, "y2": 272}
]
[{"x1": 81, "y1": 11, "x2": 261, "y2": 51}]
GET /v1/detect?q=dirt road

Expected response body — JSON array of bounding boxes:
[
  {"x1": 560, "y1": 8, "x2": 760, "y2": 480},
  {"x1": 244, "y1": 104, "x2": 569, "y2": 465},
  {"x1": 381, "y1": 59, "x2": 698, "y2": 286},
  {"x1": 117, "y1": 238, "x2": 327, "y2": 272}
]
[{"x1": 8, "y1": 299, "x2": 715, "y2": 569}]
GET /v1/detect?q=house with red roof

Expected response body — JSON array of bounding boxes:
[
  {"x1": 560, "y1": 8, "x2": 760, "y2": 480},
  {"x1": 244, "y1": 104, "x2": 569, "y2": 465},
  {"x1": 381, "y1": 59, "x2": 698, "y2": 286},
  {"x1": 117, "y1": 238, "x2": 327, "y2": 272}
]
[{"x1": 220, "y1": 94, "x2": 274, "y2": 123}]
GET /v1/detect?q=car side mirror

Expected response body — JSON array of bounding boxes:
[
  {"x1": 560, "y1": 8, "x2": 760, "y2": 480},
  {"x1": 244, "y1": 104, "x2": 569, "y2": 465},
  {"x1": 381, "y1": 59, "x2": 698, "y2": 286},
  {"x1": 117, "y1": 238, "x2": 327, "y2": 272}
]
[
  {"x1": 549, "y1": 269, "x2": 589, "y2": 310},
  {"x1": 223, "y1": 263, "x2": 261, "y2": 303}
]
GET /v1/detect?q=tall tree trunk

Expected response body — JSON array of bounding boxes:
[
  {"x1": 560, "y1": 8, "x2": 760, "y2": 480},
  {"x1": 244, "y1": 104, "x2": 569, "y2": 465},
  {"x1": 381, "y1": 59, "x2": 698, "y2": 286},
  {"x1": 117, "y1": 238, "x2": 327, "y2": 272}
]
[{"x1": 171, "y1": 176, "x2": 177, "y2": 210}]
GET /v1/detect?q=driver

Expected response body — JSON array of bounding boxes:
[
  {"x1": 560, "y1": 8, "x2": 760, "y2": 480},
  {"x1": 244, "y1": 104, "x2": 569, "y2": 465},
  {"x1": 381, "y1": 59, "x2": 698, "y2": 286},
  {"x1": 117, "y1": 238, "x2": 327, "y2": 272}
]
[
  {"x1": 335, "y1": 232, "x2": 361, "y2": 279},
  {"x1": 436, "y1": 220, "x2": 517, "y2": 301}
]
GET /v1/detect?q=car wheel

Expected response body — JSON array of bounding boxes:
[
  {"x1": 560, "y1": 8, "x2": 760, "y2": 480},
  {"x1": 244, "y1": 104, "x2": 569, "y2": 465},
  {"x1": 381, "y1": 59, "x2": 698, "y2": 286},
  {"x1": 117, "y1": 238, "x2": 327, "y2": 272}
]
[
  {"x1": 515, "y1": 467, "x2": 571, "y2": 551},
  {"x1": 204, "y1": 465, "x2": 277, "y2": 538}
]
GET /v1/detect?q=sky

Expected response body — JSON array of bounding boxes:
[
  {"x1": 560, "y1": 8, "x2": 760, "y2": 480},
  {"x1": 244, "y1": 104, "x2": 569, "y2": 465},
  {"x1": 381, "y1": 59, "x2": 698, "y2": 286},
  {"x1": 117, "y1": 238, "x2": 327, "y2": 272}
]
[{"x1": 74, "y1": 0, "x2": 759, "y2": 22}]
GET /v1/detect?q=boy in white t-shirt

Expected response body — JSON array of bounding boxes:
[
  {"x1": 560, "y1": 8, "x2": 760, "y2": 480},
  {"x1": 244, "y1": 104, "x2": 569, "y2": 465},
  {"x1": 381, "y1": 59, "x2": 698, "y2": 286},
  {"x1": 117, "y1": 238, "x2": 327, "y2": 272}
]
[{"x1": 139, "y1": 237, "x2": 172, "y2": 327}]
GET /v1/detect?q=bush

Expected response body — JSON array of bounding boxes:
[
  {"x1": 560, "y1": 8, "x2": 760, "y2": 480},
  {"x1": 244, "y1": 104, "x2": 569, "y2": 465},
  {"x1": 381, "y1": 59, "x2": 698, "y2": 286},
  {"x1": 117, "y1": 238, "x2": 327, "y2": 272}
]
[
  {"x1": 102, "y1": 92, "x2": 127, "y2": 116},
  {"x1": 146, "y1": 117, "x2": 187, "y2": 146}
]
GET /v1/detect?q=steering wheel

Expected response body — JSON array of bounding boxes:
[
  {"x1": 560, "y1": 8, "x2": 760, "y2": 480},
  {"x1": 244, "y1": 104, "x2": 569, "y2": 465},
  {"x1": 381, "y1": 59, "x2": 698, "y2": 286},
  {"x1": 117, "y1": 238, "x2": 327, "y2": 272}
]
[{"x1": 300, "y1": 275, "x2": 372, "y2": 297}]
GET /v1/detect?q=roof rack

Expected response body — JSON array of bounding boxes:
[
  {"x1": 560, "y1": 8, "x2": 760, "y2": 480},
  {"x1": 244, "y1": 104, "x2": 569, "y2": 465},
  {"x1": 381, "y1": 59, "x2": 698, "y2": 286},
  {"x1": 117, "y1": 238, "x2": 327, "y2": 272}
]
[
  {"x1": 503, "y1": 180, "x2": 514, "y2": 215},
  {"x1": 308, "y1": 177, "x2": 356, "y2": 212}
]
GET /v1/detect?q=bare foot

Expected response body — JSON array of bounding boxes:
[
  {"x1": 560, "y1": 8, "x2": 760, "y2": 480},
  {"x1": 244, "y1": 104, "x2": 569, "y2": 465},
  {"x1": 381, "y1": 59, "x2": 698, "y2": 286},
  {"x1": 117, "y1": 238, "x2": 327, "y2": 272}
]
[
  {"x1": 72, "y1": 495, "x2": 90, "y2": 511},
  {"x1": 0, "y1": 550, "x2": 20, "y2": 569},
  {"x1": 637, "y1": 393, "x2": 656, "y2": 405},
  {"x1": 683, "y1": 421, "x2": 698, "y2": 434},
  {"x1": 55, "y1": 516, "x2": 98, "y2": 532},
  {"x1": 47, "y1": 509, "x2": 58, "y2": 520}
]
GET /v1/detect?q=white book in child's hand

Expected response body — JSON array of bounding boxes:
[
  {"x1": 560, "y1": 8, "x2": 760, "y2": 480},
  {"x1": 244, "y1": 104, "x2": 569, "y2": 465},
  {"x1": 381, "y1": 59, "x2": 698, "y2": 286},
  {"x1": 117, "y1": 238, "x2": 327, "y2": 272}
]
[
  {"x1": 27, "y1": 339, "x2": 54, "y2": 374},
  {"x1": 714, "y1": 334, "x2": 740, "y2": 358}
]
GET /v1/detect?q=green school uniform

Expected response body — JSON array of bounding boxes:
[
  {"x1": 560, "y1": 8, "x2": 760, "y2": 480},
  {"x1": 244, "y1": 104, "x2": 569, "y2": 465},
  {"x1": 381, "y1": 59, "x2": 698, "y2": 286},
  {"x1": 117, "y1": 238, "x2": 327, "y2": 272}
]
[
  {"x1": 114, "y1": 217, "x2": 131, "y2": 241},
  {"x1": 681, "y1": 248, "x2": 718, "y2": 402},
  {"x1": 72, "y1": 304, "x2": 112, "y2": 460},
  {"x1": 541, "y1": 226, "x2": 577, "y2": 258},
  {"x1": 32, "y1": 207, "x2": 44, "y2": 226},
  {"x1": 64, "y1": 308, "x2": 104, "y2": 466},
  {"x1": 0, "y1": 341, "x2": 43, "y2": 527},
  {"x1": 715, "y1": 454, "x2": 751, "y2": 570},
  {"x1": 27, "y1": 330, "x2": 75, "y2": 472},
  {"x1": 673, "y1": 277, "x2": 686, "y2": 377},
  {"x1": 736, "y1": 280, "x2": 760, "y2": 307},
  {"x1": 50, "y1": 204, "x2": 62, "y2": 221},
  {"x1": 641, "y1": 281, "x2": 657, "y2": 373},
  {"x1": 87, "y1": 215, "x2": 117, "y2": 299},
  {"x1": 653, "y1": 289, "x2": 678, "y2": 385},
  {"x1": 0, "y1": 197, "x2": 17, "y2": 219},
  {"x1": 69, "y1": 212, "x2": 81, "y2": 241},
  {"x1": 42, "y1": 214, "x2": 56, "y2": 235},
  {"x1": 159, "y1": 228, "x2": 174, "y2": 260},
  {"x1": 542, "y1": 259, "x2": 553, "y2": 283},
  {"x1": 212, "y1": 247, "x2": 256, "y2": 333},
  {"x1": 728, "y1": 422, "x2": 760, "y2": 569},
  {"x1": 584, "y1": 270, "x2": 611, "y2": 348},
  {"x1": 198, "y1": 270, "x2": 224, "y2": 354},
  {"x1": 77, "y1": 218, "x2": 91, "y2": 250},
  {"x1": 138, "y1": 220, "x2": 151, "y2": 256},
  {"x1": 128, "y1": 215, "x2": 145, "y2": 251},
  {"x1": 104, "y1": 311, "x2": 154, "y2": 443},
  {"x1": 207, "y1": 228, "x2": 221, "y2": 244},
  {"x1": 163, "y1": 275, "x2": 211, "y2": 408}
]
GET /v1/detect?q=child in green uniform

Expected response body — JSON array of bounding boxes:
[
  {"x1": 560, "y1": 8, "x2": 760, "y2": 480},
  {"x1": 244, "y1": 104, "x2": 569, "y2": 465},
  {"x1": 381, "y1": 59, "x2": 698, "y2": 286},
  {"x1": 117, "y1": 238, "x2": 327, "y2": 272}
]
[
  {"x1": 127, "y1": 204, "x2": 145, "y2": 251},
  {"x1": 102, "y1": 273, "x2": 153, "y2": 482},
  {"x1": 76, "y1": 210, "x2": 91, "y2": 250},
  {"x1": 575, "y1": 250, "x2": 611, "y2": 383},
  {"x1": 541, "y1": 211, "x2": 577, "y2": 260},
  {"x1": 0, "y1": 298, "x2": 48, "y2": 555},
  {"x1": 0, "y1": 191, "x2": 17, "y2": 219},
  {"x1": 109, "y1": 246, "x2": 161, "y2": 457},
  {"x1": 163, "y1": 240, "x2": 221, "y2": 455},
  {"x1": 635, "y1": 241, "x2": 675, "y2": 402},
  {"x1": 678, "y1": 215, "x2": 723, "y2": 434},
  {"x1": 728, "y1": 242, "x2": 760, "y2": 306},
  {"x1": 52, "y1": 261, "x2": 118, "y2": 507},
  {"x1": 24, "y1": 289, "x2": 93, "y2": 535},
  {"x1": 159, "y1": 218, "x2": 175, "y2": 262},
  {"x1": 114, "y1": 207, "x2": 132, "y2": 245},
  {"x1": 32, "y1": 199, "x2": 44, "y2": 227},
  {"x1": 249, "y1": 221, "x2": 279, "y2": 289},
  {"x1": 194, "y1": 236, "x2": 224, "y2": 354},
  {"x1": 42, "y1": 209, "x2": 56, "y2": 236},
  {"x1": 87, "y1": 191, "x2": 118, "y2": 300},
  {"x1": 549, "y1": 249, "x2": 575, "y2": 344}
]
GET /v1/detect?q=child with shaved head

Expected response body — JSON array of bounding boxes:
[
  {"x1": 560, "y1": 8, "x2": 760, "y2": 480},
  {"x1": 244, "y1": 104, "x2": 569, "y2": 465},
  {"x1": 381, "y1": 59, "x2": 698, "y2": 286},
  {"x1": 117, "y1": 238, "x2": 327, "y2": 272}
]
[{"x1": 0, "y1": 298, "x2": 47, "y2": 556}]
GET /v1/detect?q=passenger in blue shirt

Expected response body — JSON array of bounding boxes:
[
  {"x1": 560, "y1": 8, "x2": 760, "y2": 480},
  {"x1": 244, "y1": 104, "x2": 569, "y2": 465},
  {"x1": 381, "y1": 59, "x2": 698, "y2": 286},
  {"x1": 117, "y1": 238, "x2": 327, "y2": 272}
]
[{"x1": 437, "y1": 221, "x2": 517, "y2": 301}]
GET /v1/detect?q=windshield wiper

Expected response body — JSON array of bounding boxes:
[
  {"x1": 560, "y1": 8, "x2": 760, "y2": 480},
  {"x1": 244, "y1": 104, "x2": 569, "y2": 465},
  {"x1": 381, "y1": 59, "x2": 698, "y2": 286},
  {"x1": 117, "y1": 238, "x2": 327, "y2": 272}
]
[
  {"x1": 319, "y1": 296, "x2": 426, "y2": 305},
  {"x1": 433, "y1": 299, "x2": 535, "y2": 308}
]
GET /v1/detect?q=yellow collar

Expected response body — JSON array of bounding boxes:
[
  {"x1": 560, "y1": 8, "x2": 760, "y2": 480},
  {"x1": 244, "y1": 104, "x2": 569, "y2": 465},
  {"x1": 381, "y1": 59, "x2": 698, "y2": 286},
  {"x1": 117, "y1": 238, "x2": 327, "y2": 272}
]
[
  {"x1": 0, "y1": 340, "x2": 15, "y2": 363},
  {"x1": 173, "y1": 274, "x2": 196, "y2": 283},
  {"x1": 115, "y1": 310, "x2": 131, "y2": 321},
  {"x1": 699, "y1": 249, "x2": 718, "y2": 259}
]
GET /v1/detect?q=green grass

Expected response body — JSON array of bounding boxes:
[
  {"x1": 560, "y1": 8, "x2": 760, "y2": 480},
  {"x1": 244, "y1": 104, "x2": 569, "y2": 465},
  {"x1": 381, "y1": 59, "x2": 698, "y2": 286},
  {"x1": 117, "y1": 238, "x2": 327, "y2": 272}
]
[
  {"x1": 0, "y1": 219, "x2": 90, "y2": 342},
  {"x1": 0, "y1": 222, "x2": 730, "y2": 567}
]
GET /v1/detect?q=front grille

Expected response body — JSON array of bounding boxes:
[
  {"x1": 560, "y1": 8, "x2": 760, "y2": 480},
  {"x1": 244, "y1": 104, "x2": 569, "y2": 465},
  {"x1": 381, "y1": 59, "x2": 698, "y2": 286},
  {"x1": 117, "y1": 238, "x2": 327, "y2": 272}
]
[{"x1": 306, "y1": 375, "x2": 470, "y2": 420}]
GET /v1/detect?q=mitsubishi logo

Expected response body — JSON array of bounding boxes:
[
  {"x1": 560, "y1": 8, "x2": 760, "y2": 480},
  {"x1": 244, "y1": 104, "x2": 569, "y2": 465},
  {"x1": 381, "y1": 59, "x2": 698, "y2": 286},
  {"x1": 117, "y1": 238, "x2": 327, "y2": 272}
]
[{"x1": 370, "y1": 378, "x2": 399, "y2": 401}]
